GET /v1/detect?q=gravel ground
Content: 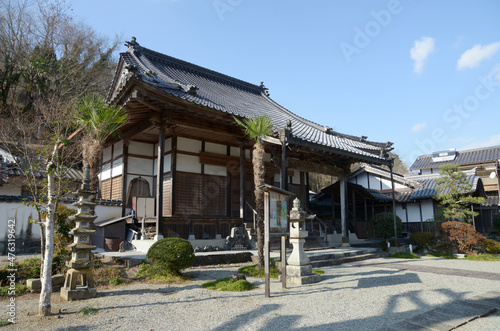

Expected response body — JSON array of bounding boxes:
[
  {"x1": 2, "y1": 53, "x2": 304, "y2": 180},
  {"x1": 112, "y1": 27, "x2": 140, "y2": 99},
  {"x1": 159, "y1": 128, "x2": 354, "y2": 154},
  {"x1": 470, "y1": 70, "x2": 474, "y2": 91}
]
[{"x1": 2, "y1": 256, "x2": 500, "y2": 330}]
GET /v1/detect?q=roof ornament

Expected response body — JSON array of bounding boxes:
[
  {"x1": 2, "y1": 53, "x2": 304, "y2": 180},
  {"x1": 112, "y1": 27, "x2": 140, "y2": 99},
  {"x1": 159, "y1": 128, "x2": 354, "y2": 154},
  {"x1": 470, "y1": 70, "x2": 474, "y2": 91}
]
[
  {"x1": 260, "y1": 82, "x2": 269, "y2": 96},
  {"x1": 183, "y1": 85, "x2": 198, "y2": 96},
  {"x1": 125, "y1": 37, "x2": 139, "y2": 49},
  {"x1": 360, "y1": 136, "x2": 368, "y2": 142}
]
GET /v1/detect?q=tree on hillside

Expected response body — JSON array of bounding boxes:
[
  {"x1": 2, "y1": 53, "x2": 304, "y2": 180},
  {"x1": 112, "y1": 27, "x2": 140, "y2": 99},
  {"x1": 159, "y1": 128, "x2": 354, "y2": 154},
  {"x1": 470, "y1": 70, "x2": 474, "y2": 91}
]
[
  {"x1": 434, "y1": 164, "x2": 485, "y2": 223},
  {"x1": 234, "y1": 115, "x2": 274, "y2": 270},
  {"x1": 0, "y1": 0, "x2": 120, "y2": 316}
]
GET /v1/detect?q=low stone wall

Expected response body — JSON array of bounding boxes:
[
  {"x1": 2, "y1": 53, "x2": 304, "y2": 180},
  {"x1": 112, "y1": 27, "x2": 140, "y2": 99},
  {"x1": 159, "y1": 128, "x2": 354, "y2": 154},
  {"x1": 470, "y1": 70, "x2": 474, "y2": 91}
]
[{"x1": 193, "y1": 252, "x2": 253, "y2": 266}]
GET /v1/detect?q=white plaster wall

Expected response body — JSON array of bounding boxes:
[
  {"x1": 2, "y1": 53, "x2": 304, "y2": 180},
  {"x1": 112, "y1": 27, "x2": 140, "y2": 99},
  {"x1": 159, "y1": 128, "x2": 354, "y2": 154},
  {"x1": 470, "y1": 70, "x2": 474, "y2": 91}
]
[
  {"x1": 0, "y1": 184, "x2": 22, "y2": 196},
  {"x1": 206, "y1": 142, "x2": 226, "y2": 155},
  {"x1": 114, "y1": 140, "x2": 123, "y2": 157},
  {"x1": 102, "y1": 146, "x2": 112, "y2": 163},
  {"x1": 129, "y1": 141, "x2": 154, "y2": 156},
  {"x1": 205, "y1": 164, "x2": 227, "y2": 176},
  {"x1": 380, "y1": 177, "x2": 393, "y2": 190},
  {"x1": 274, "y1": 174, "x2": 281, "y2": 183},
  {"x1": 406, "y1": 203, "x2": 421, "y2": 222},
  {"x1": 165, "y1": 137, "x2": 172, "y2": 152},
  {"x1": 291, "y1": 169, "x2": 301, "y2": 185},
  {"x1": 368, "y1": 174, "x2": 380, "y2": 190},
  {"x1": 129, "y1": 157, "x2": 154, "y2": 176},
  {"x1": 421, "y1": 200, "x2": 435, "y2": 222},
  {"x1": 152, "y1": 154, "x2": 172, "y2": 176},
  {"x1": 100, "y1": 162, "x2": 111, "y2": 180},
  {"x1": 357, "y1": 173, "x2": 369, "y2": 188},
  {"x1": 177, "y1": 154, "x2": 202, "y2": 174},
  {"x1": 421, "y1": 169, "x2": 433, "y2": 175},
  {"x1": 94, "y1": 205, "x2": 122, "y2": 223},
  {"x1": 178, "y1": 137, "x2": 201, "y2": 153},
  {"x1": 0, "y1": 203, "x2": 41, "y2": 240},
  {"x1": 230, "y1": 146, "x2": 240, "y2": 157},
  {"x1": 395, "y1": 204, "x2": 406, "y2": 223},
  {"x1": 111, "y1": 158, "x2": 123, "y2": 177}
]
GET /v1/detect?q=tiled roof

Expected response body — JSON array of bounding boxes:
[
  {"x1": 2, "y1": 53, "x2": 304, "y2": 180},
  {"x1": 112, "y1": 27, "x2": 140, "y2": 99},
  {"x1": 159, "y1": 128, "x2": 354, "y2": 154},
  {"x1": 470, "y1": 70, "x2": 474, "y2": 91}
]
[
  {"x1": 410, "y1": 145, "x2": 500, "y2": 170},
  {"x1": 111, "y1": 40, "x2": 392, "y2": 164},
  {"x1": 404, "y1": 172, "x2": 482, "y2": 201}
]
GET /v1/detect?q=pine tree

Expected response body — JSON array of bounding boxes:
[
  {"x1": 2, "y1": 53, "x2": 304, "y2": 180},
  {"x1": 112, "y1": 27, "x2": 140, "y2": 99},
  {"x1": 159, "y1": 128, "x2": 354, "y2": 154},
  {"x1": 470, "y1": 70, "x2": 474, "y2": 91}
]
[{"x1": 434, "y1": 164, "x2": 485, "y2": 223}]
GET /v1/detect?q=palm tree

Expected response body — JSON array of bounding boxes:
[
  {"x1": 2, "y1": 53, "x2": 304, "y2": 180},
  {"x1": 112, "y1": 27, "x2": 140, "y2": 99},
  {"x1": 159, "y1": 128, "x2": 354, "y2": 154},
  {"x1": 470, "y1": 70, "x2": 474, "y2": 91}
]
[
  {"x1": 76, "y1": 93, "x2": 127, "y2": 192},
  {"x1": 234, "y1": 115, "x2": 273, "y2": 269}
]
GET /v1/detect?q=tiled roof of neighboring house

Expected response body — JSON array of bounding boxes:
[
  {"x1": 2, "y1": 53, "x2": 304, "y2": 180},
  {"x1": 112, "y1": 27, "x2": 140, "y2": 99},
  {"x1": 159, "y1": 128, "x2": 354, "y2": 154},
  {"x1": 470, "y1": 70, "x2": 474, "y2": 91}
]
[
  {"x1": 404, "y1": 171, "x2": 483, "y2": 201},
  {"x1": 0, "y1": 147, "x2": 83, "y2": 184},
  {"x1": 484, "y1": 193, "x2": 499, "y2": 207},
  {"x1": 109, "y1": 39, "x2": 392, "y2": 165},
  {"x1": 410, "y1": 145, "x2": 500, "y2": 170}
]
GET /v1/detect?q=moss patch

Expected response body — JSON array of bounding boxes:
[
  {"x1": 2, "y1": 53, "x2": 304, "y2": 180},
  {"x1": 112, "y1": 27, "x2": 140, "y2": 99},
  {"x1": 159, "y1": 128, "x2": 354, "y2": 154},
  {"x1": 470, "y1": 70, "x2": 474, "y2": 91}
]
[
  {"x1": 388, "y1": 252, "x2": 420, "y2": 259},
  {"x1": 238, "y1": 264, "x2": 281, "y2": 278},
  {"x1": 464, "y1": 254, "x2": 500, "y2": 261},
  {"x1": 201, "y1": 277, "x2": 255, "y2": 291}
]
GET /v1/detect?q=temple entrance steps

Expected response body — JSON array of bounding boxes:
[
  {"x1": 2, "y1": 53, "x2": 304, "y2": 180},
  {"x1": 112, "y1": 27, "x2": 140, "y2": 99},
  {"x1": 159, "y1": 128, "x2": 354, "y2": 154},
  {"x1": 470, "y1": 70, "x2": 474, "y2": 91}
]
[{"x1": 305, "y1": 247, "x2": 384, "y2": 268}]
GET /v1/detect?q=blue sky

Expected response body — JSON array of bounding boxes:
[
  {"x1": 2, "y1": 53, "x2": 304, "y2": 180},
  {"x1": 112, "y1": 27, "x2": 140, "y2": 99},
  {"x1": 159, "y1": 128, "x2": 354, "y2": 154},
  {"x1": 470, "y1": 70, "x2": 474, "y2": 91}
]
[{"x1": 68, "y1": 0, "x2": 500, "y2": 167}]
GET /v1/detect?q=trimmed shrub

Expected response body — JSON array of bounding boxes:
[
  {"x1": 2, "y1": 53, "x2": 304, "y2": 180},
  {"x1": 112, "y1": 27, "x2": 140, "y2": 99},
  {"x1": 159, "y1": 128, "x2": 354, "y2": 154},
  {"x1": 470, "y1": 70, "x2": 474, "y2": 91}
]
[
  {"x1": 410, "y1": 232, "x2": 435, "y2": 249},
  {"x1": 146, "y1": 237, "x2": 195, "y2": 274},
  {"x1": 438, "y1": 221, "x2": 485, "y2": 254},
  {"x1": 481, "y1": 239, "x2": 500, "y2": 254},
  {"x1": 371, "y1": 212, "x2": 402, "y2": 240}
]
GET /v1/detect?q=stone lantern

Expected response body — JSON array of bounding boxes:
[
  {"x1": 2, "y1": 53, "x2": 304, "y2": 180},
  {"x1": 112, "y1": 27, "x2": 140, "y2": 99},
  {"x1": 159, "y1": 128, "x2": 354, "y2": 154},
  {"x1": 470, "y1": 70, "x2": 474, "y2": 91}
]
[
  {"x1": 285, "y1": 198, "x2": 321, "y2": 285},
  {"x1": 60, "y1": 165, "x2": 97, "y2": 301}
]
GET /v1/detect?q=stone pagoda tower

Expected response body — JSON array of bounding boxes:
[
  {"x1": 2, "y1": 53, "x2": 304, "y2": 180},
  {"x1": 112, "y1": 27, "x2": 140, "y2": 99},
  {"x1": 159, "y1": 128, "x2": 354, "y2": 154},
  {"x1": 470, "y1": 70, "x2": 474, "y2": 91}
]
[{"x1": 61, "y1": 165, "x2": 97, "y2": 301}]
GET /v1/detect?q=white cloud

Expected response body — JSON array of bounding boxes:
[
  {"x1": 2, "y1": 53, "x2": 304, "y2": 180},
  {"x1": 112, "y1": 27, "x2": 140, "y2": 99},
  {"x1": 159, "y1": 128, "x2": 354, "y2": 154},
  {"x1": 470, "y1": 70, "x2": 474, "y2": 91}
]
[
  {"x1": 410, "y1": 37, "x2": 435, "y2": 74},
  {"x1": 411, "y1": 122, "x2": 428, "y2": 133},
  {"x1": 457, "y1": 42, "x2": 500, "y2": 70},
  {"x1": 460, "y1": 134, "x2": 500, "y2": 150}
]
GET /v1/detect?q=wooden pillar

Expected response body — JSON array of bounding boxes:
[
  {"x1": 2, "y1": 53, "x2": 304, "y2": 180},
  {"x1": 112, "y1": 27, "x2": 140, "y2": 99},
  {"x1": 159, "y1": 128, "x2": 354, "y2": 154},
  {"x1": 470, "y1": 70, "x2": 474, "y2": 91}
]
[
  {"x1": 280, "y1": 120, "x2": 290, "y2": 191},
  {"x1": 305, "y1": 172, "x2": 310, "y2": 209},
  {"x1": 239, "y1": 141, "x2": 246, "y2": 219},
  {"x1": 121, "y1": 140, "x2": 129, "y2": 217},
  {"x1": 340, "y1": 175, "x2": 350, "y2": 246},
  {"x1": 299, "y1": 171, "x2": 306, "y2": 206},
  {"x1": 171, "y1": 136, "x2": 177, "y2": 216},
  {"x1": 155, "y1": 128, "x2": 165, "y2": 240}
]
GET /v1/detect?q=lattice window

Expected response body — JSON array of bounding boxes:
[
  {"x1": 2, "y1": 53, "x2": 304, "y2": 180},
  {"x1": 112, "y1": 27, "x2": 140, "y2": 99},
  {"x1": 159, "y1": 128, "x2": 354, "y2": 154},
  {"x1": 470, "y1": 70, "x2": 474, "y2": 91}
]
[
  {"x1": 111, "y1": 176, "x2": 122, "y2": 200},
  {"x1": 175, "y1": 172, "x2": 202, "y2": 216},
  {"x1": 101, "y1": 178, "x2": 111, "y2": 200}
]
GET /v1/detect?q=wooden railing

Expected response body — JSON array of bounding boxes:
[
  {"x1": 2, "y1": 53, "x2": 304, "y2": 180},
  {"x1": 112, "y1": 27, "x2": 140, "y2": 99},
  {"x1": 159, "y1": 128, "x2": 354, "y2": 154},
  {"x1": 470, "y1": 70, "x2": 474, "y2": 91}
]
[{"x1": 306, "y1": 207, "x2": 329, "y2": 242}]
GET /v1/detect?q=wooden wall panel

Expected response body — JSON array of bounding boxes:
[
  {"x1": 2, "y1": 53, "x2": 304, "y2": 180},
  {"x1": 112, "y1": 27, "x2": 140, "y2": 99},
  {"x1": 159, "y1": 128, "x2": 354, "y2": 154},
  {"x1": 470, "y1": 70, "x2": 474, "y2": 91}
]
[{"x1": 175, "y1": 172, "x2": 202, "y2": 216}]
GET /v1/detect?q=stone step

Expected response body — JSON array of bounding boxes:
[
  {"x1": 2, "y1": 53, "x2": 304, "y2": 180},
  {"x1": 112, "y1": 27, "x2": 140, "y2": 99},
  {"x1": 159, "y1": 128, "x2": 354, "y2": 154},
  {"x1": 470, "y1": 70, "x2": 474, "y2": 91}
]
[{"x1": 309, "y1": 253, "x2": 383, "y2": 268}]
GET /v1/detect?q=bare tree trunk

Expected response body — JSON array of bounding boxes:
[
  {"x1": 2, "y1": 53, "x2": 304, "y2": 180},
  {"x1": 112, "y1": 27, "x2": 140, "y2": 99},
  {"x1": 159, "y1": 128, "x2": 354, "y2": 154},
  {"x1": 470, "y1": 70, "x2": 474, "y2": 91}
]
[{"x1": 39, "y1": 144, "x2": 58, "y2": 316}]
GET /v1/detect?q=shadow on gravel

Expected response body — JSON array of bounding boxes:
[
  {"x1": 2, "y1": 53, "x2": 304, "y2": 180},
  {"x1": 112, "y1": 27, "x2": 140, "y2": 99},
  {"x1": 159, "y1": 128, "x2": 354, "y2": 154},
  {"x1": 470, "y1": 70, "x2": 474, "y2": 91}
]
[{"x1": 55, "y1": 327, "x2": 93, "y2": 331}]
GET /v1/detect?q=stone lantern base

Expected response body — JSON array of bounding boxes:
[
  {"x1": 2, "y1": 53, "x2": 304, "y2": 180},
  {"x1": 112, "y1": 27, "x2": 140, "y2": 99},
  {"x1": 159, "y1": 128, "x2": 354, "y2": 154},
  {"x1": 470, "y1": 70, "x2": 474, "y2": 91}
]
[
  {"x1": 60, "y1": 287, "x2": 96, "y2": 301},
  {"x1": 285, "y1": 265, "x2": 321, "y2": 285}
]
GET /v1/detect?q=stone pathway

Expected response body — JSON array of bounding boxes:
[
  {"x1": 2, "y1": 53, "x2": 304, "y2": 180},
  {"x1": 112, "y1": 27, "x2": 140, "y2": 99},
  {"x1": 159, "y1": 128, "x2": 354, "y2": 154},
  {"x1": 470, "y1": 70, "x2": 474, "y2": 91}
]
[
  {"x1": 351, "y1": 260, "x2": 500, "y2": 282},
  {"x1": 381, "y1": 292, "x2": 500, "y2": 331}
]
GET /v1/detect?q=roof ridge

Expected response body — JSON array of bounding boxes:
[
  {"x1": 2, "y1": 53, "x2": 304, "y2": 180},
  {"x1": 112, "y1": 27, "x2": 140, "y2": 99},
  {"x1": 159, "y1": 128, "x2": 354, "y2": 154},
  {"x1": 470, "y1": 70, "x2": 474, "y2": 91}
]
[
  {"x1": 126, "y1": 43, "x2": 263, "y2": 94},
  {"x1": 416, "y1": 145, "x2": 500, "y2": 159}
]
